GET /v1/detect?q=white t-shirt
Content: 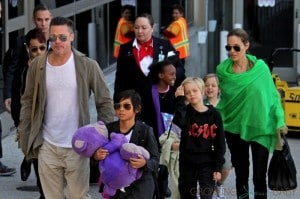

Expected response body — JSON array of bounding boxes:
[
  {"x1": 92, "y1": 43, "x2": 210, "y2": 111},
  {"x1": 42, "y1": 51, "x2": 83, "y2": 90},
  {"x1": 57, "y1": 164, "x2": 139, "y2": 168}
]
[{"x1": 42, "y1": 53, "x2": 79, "y2": 148}]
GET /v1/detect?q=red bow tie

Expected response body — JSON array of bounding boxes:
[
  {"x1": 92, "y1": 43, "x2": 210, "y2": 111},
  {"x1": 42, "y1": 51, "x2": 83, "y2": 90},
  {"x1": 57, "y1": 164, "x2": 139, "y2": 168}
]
[{"x1": 137, "y1": 39, "x2": 153, "y2": 61}]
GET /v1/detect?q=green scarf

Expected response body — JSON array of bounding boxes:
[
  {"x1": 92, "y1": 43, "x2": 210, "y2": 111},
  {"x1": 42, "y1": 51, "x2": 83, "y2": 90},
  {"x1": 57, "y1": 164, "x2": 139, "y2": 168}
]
[{"x1": 216, "y1": 54, "x2": 285, "y2": 151}]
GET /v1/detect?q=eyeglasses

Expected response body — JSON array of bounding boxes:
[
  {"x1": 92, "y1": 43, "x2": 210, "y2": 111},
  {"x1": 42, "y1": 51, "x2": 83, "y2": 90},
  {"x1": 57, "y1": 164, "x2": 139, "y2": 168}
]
[
  {"x1": 49, "y1": 34, "x2": 68, "y2": 42},
  {"x1": 30, "y1": 45, "x2": 47, "y2": 53},
  {"x1": 114, "y1": 103, "x2": 132, "y2": 110},
  {"x1": 225, "y1": 45, "x2": 241, "y2": 52}
]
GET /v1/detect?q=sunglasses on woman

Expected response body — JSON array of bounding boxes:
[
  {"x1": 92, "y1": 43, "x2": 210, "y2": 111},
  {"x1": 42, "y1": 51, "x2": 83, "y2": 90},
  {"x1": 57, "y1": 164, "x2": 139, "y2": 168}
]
[
  {"x1": 114, "y1": 103, "x2": 132, "y2": 110},
  {"x1": 225, "y1": 45, "x2": 241, "y2": 52},
  {"x1": 30, "y1": 45, "x2": 47, "y2": 53}
]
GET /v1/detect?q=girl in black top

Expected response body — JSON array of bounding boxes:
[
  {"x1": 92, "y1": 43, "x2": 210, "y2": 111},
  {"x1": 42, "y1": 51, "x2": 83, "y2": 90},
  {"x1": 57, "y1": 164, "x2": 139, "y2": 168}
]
[
  {"x1": 174, "y1": 77, "x2": 225, "y2": 199},
  {"x1": 146, "y1": 60, "x2": 177, "y2": 142}
]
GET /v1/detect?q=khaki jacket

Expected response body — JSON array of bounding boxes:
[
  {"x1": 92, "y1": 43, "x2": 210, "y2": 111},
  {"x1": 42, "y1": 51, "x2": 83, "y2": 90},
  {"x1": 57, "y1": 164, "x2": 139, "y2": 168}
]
[{"x1": 17, "y1": 48, "x2": 114, "y2": 159}]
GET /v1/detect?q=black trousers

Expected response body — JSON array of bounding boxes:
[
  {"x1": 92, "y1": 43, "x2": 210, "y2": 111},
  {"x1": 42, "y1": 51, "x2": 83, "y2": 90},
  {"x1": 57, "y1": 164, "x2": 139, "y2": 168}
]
[
  {"x1": 225, "y1": 132, "x2": 269, "y2": 199},
  {"x1": 179, "y1": 162, "x2": 215, "y2": 199}
]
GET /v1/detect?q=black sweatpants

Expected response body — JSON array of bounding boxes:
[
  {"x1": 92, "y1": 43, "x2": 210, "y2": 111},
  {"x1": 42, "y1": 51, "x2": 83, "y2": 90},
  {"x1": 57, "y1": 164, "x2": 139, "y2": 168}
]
[{"x1": 179, "y1": 162, "x2": 215, "y2": 199}]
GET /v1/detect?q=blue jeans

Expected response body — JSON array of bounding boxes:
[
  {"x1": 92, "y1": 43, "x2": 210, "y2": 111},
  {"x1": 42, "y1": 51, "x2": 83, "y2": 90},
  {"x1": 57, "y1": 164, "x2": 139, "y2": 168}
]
[{"x1": 225, "y1": 132, "x2": 269, "y2": 199}]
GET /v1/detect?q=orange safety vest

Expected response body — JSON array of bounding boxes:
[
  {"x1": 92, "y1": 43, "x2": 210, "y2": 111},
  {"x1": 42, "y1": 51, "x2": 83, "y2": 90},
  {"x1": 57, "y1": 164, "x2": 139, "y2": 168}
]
[
  {"x1": 165, "y1": 17, "x2": 189, "y2": 59},
  {"x1": 113, "y1": 17, "x2": 134, "y2": 58}
]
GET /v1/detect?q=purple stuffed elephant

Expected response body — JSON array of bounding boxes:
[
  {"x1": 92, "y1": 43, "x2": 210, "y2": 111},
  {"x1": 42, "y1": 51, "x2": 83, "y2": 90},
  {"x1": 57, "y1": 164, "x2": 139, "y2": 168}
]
[
  {"x1": 72, "y1": 121, "x2": 150, "y2": 196},
  {"x1": 72, "y1": 121, "x2": 109, "y2": 157}
]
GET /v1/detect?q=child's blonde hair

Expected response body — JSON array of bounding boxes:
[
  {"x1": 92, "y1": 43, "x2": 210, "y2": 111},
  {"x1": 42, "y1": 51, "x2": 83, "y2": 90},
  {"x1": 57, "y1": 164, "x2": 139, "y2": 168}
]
[
  {"x1": 203, "y1": 73, "x2": 219, "y2": 85},
  {"x1": 181, "y1": 77, "x2": 205, "y2": 95}
]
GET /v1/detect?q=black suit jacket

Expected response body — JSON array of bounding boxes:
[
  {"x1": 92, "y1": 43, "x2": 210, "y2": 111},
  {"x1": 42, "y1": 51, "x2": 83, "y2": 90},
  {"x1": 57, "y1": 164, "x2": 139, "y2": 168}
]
[{"x1": 114, "y1": 37, "x2": 185, "y2": 99}]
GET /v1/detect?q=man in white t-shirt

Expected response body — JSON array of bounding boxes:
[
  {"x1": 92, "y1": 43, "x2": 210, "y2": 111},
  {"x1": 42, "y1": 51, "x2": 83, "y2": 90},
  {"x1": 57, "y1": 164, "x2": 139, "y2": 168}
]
[{"x1": 18, "y1": 16, "x2": 114, "y2": 199}]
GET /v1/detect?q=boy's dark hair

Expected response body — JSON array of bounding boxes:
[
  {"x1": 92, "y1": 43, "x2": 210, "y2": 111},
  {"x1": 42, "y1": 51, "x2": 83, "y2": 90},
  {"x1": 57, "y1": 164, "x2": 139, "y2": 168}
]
[
  {"x1": 25, "y1": 28, "x2": 46, "y2": 46},
  {"x1": 115, "y1": 89, "x2": 142, "y2": 112},
  {"x1": 50, "y1": 16, "x2": 74, "y2": 32},
  {"x1": 148, "y1": 60, "x2": 173, "y2": 84}
]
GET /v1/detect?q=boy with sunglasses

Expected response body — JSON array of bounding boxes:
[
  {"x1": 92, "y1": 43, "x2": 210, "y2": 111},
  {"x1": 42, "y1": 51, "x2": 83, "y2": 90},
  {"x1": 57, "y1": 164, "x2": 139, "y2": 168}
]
[
  {"x1": 3, "y1": 4, "x2": 52, "y2": 115},
  {"x1": 14, "y1": 28, "x2": 47, "y2": 197},
  {"x1": 94, "y1": 89, "x2": 159, "y2": 199}
]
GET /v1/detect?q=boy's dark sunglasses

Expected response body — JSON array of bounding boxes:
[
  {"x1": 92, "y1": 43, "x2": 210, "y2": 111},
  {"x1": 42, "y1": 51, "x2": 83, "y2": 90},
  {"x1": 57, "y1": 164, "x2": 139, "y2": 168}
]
[
  {"x1": 114, "y1": 103, "x2": 132, "y2": 110},
  {"x1": 49, "y1": 34, "x2": 68, "y2": 42},
  {"x1": 225, "y1": 45, "x2": 241, "y2": 52},
  {"x1": 30, "y1": 45, "x2": 47, "y2": 53}
]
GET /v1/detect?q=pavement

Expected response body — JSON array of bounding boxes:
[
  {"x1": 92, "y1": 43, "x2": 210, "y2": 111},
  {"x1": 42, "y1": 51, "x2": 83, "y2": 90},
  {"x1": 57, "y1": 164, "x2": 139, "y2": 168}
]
[
  {"x1": 1, "y1": 129, "x2": 300, "y2": 199},
  {"x1": 1, "y1": 67, "x2": 300, "y2": 199}
]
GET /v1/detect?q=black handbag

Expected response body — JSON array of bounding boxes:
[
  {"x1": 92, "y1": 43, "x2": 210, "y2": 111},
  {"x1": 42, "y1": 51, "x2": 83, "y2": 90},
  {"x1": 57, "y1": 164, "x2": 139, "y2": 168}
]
[{"x1": 268, "y1": 134, "x2": 297, "y2": 191}]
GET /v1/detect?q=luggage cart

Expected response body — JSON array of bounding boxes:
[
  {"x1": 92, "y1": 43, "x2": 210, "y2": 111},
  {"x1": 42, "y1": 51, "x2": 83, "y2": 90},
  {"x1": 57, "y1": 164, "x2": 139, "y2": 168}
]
[{"x1": 269, "y1": 48, "x2": 300, "y2": 132}]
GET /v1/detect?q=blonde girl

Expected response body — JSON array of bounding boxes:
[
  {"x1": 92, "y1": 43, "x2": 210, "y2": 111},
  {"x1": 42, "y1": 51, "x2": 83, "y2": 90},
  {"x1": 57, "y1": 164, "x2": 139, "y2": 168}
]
[
  {"x1": 203, "y1": 73, "x2": 232, "y2": 186},
  {"x1": 173, "y1": 77, "x2": 225, "y2": 199}
]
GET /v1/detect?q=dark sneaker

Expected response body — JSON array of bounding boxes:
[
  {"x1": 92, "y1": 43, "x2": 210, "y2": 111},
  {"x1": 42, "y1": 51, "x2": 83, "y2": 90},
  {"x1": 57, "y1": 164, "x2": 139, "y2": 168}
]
[
  {"x1": 16, "y1": 185, "x2": 39, "y2": 192},
  {"x1": 20, "y1": 157, "x2": 32, "y2": 181},
  {"x1": 165, "y1": 187, "x2": 172, "y2": 198},
  {"x1": 0, "y1": 165, "x2": 16, "y2": 176}
]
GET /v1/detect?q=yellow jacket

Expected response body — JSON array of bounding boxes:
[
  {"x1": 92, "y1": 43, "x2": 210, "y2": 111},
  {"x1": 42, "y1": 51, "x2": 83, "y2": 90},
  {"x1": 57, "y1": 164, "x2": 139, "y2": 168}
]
[
  {"x1": 164, "y1": 17, "x2": 189, "y2": 59},
  {"x1": 113, "y1": 17, "x2": 134, "y2": 58}
]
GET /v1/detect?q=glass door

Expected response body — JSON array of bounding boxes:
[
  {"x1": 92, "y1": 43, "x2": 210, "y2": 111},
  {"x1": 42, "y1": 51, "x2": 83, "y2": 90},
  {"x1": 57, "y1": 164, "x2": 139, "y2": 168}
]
[{"x1": 244, "y1": 0, "x2": 297, "y2": 83}]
